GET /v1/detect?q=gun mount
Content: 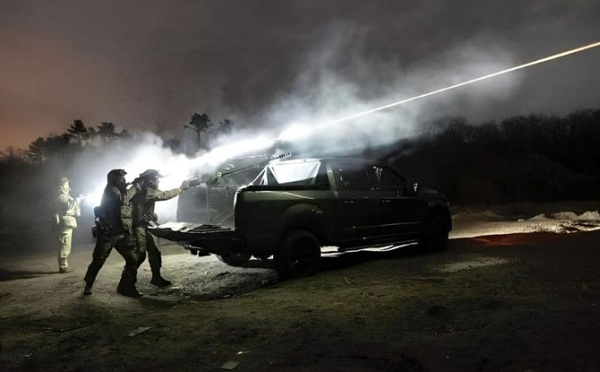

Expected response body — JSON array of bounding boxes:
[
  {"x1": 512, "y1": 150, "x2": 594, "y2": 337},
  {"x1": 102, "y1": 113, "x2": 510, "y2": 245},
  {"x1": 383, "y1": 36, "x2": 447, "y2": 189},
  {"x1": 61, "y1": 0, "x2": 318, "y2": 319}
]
[{"x1": 177, "y1": 152, "x2": 292, "y2": 226}]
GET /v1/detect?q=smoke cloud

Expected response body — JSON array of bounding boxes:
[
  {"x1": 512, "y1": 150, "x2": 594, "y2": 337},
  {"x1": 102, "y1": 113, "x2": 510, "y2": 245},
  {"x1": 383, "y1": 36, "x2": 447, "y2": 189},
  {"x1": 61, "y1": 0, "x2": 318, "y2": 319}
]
[
  {"x1": 70, "y1": 24, "x2": 523, "y2": 223},
  {"x1": 231, "y1": 23, "x2": 519, "y2": 157}
]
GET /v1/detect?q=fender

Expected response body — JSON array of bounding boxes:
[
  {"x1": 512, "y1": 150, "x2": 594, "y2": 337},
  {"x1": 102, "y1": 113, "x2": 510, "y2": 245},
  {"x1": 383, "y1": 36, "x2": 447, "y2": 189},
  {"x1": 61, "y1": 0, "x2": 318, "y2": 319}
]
[{"x1": 276, "y1": 202, "x2": 329, "y2": 244}]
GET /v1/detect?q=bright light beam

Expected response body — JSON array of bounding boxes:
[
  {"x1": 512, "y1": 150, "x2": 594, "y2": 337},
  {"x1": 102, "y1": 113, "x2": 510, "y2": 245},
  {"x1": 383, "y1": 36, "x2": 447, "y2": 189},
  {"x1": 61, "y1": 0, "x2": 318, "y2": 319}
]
[
  {"x1": 311, "y1": 40, "x2": 600, "y2": 130},
  {"x1": 198, "y1": 40, "x2": 600, "y2": 169},
  {"x1": 83, "y1": 41, "x2": 600, "y2": 212}
]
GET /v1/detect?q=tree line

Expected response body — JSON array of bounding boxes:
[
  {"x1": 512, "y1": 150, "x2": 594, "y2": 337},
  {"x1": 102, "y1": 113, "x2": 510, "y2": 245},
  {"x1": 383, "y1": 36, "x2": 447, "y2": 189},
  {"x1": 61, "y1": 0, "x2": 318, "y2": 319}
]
[
  {"x1": 2, "y1": 107, "x2": 600, "y2": 204},
  {"x1": 388, "y1": 107, "x2": 600, "y2": 203},
  {"x1": 0, "y1": 112, "x2": 235, "y2": 167}
]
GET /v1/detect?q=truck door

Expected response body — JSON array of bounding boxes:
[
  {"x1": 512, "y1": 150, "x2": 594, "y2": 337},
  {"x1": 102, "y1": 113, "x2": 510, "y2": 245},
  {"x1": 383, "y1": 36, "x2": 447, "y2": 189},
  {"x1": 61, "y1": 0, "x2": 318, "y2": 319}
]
[
  {"x1": 371, "y1": 164, "x2": 428, "y2": 240},
  {"x1": 329, "y1": 160, "x2": 380, "y2": 245}
]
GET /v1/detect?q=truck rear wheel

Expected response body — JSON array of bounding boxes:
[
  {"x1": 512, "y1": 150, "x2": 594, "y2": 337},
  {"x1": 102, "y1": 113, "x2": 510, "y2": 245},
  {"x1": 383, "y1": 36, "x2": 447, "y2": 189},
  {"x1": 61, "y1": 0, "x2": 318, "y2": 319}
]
[
  {"x1": 275, "y1": 230, "x2": 321, "y2": 280},
  {"x1": 420, "y1": 214, "x2": 450, "y2": 252},
  {"x1": 216, "y1": 253, "x2": 252, "y2": 266}
]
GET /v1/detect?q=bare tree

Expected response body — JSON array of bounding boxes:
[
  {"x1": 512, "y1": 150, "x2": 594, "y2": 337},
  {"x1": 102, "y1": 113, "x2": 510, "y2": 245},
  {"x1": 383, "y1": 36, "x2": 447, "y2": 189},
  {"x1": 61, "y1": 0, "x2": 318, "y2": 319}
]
[
  {"x1": 67, "y1": 119, "x2": 89, "y2": 146},
  {"x1": 28, "y1": 137, "x2": 47, "y2": 164},
  {"x1": 0, "y1": 147, "x2": 27, "y2": 166},
  {"x1": 185, "y1": 113, "x2": 213, "y2": 150},
  {"x1": 97, "y1": 122, "x2": 118, "y2": 148},
  {"x1": 217, "y1": 119, "x2": 234, "y2": 135},
  {"x1": 27, "y1": 134, "x2": 72, "y2": 163}
]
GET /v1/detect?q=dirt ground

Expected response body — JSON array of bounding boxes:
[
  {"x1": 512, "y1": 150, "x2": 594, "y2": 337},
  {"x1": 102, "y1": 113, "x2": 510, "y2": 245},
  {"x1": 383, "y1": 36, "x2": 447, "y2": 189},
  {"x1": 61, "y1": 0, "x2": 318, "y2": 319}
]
[{"x1": 1, "y1": 202, "x2": 600, "y2": 372}]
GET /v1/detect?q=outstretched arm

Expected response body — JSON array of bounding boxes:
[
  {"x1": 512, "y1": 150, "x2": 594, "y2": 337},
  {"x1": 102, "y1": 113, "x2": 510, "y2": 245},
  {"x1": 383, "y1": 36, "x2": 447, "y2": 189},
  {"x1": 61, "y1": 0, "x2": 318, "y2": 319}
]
[
  {"x1": 146, "y1": 180, "x2": 190, "y2": 202},
  {"x1": 146, "y1": 187, "x2": 182, "y2": 202}
]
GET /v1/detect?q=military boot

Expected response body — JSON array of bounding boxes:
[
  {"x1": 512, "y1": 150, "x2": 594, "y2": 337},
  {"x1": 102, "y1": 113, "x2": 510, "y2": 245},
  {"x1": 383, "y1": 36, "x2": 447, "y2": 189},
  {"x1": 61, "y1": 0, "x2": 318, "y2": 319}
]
[
  {"x1": 58, "y1": 257, "x2": 69, "y2": 273},
  {"x1": 83, "y1": 282, "x2": 93, "y2": 295},
  {"x1": 150, "y1": 275, "x2": 172, "y2": 287},
  {"x1": 117, "y1": 281, "x2": 143, "y2": 298}
]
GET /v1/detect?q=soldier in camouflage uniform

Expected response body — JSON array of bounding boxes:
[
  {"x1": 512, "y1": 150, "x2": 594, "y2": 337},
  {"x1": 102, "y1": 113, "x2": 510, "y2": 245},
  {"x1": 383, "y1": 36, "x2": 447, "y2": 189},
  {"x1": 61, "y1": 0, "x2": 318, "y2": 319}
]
[
  {"x1": 83, "y1": 169, "x2": 143, "y2": 297},
  {"x1": 132, "y1": 169, "x2": 190, "y2": 287},
  {"x1": 56, "y1": 177, "x2": 83, "y2": 273}
]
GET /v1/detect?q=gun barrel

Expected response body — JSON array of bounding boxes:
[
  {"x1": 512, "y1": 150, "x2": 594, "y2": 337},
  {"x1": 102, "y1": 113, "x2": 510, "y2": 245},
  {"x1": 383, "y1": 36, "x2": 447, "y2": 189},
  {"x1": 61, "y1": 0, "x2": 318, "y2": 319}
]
[
  {"x1": 218, "y1": 152, "x2": 292, "y2": 178},
  {"x1": 192, "y1": 152, "x2": 292, "y2": 185}
]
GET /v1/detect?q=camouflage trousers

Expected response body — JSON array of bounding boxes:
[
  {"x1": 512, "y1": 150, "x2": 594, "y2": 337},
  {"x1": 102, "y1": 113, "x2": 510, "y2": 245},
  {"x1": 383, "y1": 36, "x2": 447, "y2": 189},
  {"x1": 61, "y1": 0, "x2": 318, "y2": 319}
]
[
  {"x1": 58, "y1": 228, "x2": 74, "y2": 271},
  {"x1": 134, "y1": 226, "x2": 162, "y2": 275},
  {"x1": 83, "y1": 233, "x2": 140, "y2": 288}
]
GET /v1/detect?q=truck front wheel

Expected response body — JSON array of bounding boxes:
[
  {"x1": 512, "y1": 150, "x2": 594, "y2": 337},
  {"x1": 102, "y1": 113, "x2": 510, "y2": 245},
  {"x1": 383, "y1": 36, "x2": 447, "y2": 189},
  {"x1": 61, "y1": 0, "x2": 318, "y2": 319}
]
[
  {"x1": 275, "y1": 230, "x2": 321, "y2": 280},
  {"x1": 216, "y1": 253, "x2": 252, "y2": 266}
]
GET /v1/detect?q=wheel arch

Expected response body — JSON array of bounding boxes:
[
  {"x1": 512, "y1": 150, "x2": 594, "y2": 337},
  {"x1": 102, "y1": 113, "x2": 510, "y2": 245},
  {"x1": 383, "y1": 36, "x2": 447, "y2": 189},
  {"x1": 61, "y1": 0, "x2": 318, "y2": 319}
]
[
  {"x1": 428, "y1": 202, "x2": 452, "y2": 232},
  {"x1": 276, "y1": 203, "x2": 328, "y2": 246}
]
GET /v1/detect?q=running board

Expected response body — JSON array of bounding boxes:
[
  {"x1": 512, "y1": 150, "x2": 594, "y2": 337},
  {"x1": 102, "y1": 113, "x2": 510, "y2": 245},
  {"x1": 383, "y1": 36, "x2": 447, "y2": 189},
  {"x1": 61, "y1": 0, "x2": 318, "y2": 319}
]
[{"x1": 322, "y1": 241, "x2": 418, "y2": 255}]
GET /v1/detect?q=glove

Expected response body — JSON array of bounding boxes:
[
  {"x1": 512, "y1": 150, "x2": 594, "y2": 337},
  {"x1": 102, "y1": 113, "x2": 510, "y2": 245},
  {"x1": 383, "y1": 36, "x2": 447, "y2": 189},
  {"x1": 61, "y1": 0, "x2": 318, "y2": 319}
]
[
  {"x1": 180, "y1": 180, "x2": 190, "y2": 191},
  {"x1": 76, "y1": 195, "x2": 85, "y2": 203}
]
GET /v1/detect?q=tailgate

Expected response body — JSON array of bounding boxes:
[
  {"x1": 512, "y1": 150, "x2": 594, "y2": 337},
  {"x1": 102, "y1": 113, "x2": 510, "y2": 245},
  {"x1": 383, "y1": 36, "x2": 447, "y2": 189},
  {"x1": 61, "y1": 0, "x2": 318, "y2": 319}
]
[
  {"x1": 149, "y1": 222, "x2": 233, "y2": 241},
  {"x1": 148, "y1": 222, "x2": 242, "y2": 253}
]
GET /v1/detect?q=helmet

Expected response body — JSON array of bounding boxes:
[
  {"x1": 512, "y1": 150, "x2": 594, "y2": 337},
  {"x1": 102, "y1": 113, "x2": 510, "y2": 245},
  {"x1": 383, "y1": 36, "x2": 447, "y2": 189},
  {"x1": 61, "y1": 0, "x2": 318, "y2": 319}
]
[
  {"x1": 107, "y1": 169, "x2": 127, "y2": 187},
  {"x1": 139, "y1": 169, "x2": 162, "y2": 188},
  {"x1": 59, "y1": 176, "x2": 71, "y2": 192},
  {"x1": 139, "y1": 169, "x2": 162, "y2": 179}
]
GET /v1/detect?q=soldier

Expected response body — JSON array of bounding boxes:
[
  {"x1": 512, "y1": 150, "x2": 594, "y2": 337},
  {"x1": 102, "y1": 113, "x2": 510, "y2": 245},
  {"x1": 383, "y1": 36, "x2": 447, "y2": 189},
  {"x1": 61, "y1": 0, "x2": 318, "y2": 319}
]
[
  {"x1": 132, "y1": 169, "x2": 190, "y2": 287},
  {"x1": 83, "y1": 169, "x2": 143, "y2": 297},
  {"x1": 56, "y1": 177, "x2": 83, "y2": 273}
]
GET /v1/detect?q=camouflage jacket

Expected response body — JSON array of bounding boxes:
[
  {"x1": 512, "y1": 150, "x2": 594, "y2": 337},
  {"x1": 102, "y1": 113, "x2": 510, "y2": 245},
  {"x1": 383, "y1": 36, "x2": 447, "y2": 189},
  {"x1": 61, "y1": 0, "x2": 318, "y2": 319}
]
[
  {"x1": 56, "y1": 186, "x2": 81, "y2": 228},
  {"x1": 131, "y1": 186, "x2": 182, "y2": 227},
  {"x1": 99, "y1": 184, "x2": 139, "y2": 235},
  {"x1": 57, "y1": 187, "x2": 80, "y2": 217}
]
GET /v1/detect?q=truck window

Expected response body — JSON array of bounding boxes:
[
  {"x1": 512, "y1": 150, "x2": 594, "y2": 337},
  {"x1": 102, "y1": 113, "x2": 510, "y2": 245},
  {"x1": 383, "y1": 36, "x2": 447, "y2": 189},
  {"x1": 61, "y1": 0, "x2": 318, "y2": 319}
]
[
  {"x1": 372, "y1": 165, "x2": 406, "y2": 188},
  {"x1": 314, "y1": 164, "x2": 330, "y2": 189},
  {"x1": 334, "y1": 162, "x2": 373, "y2": 191},
  {"x1": 369, "y1": 165, "x2": 407, "y2": 194}
]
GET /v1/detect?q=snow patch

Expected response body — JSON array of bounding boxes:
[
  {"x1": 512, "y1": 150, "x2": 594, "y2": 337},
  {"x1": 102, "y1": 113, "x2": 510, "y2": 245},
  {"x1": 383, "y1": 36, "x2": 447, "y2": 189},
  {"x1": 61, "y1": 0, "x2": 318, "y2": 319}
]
[
  {"x1": 451, "y1": 207, "x2": 600, "y2": 239},
  {"x1": 552, "y1": 211, "x2": 600, "y2": 221},
  {"x1": 528, "y1": 214, "x2": 549, "y2": 221}
]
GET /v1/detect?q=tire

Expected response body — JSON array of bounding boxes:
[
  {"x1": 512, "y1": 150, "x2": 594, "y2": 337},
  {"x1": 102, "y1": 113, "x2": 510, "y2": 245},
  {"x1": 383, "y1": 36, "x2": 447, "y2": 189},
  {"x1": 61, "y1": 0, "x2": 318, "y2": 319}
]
[
  {"x1": 274, "y1": 230, "x2": 321, "y2": 280},
  {"x1": 216, "y1": 252, "x2": 252, "y2": 266},
  {"x1": 420, "y1": 214, "x2": 450, "y2": 252}
]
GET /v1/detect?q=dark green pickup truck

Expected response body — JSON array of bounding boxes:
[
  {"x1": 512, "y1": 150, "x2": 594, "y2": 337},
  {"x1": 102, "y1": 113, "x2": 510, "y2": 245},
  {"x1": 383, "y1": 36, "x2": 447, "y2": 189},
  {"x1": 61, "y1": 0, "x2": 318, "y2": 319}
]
[{"x1": 150, "y1": 158, "x2": 451, "y2": 279}]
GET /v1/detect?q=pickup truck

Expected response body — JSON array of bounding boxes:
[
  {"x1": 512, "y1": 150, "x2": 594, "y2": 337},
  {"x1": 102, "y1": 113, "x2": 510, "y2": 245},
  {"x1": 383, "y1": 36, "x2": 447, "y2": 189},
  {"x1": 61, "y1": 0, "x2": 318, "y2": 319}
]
[{"x1": 150, "y1": 158, "x2": 452, "y2": 279}]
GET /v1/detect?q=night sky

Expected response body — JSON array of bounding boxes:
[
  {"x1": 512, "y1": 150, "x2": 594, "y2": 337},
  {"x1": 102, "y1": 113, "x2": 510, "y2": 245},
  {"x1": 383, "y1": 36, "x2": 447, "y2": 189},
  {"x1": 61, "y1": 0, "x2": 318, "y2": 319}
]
[{"x1": 1, "y1": 0, "x2": 599, "y2": 150}]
